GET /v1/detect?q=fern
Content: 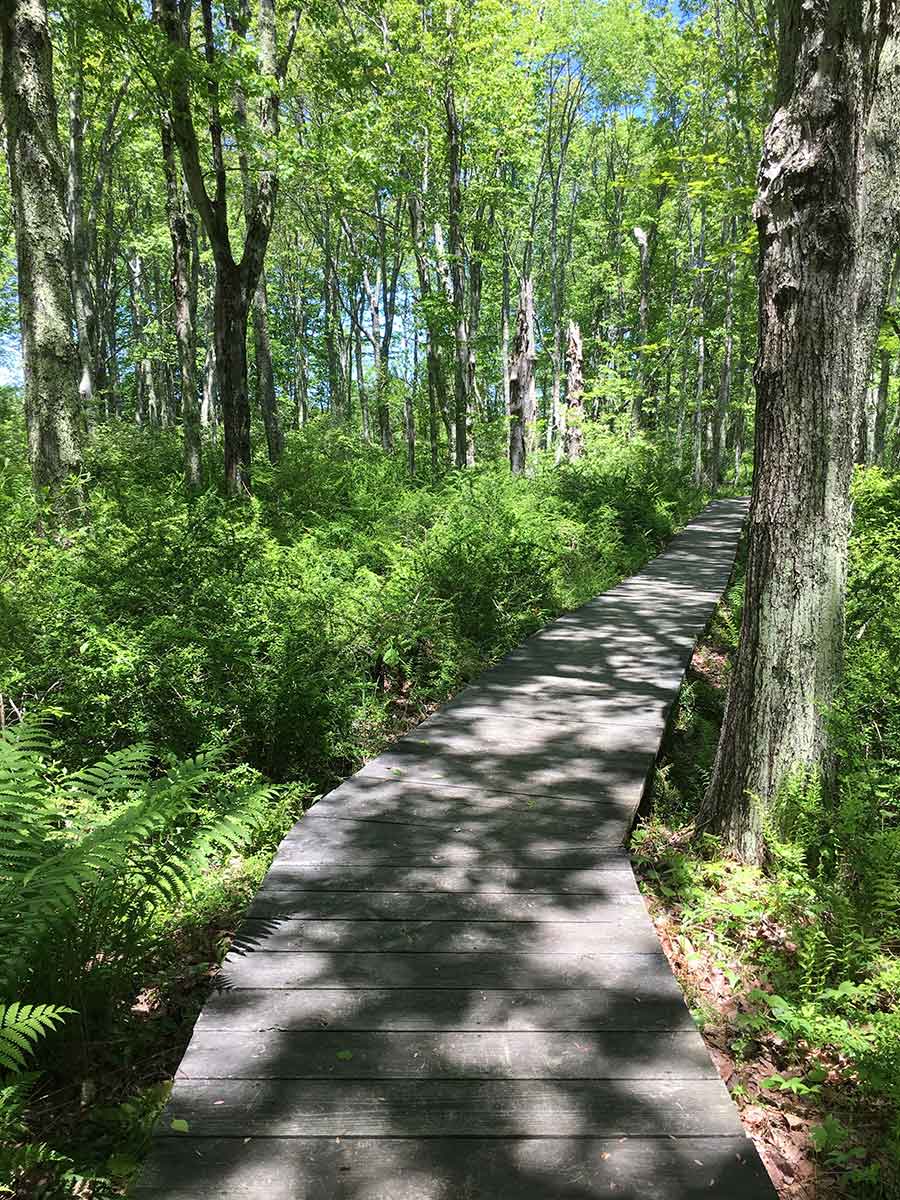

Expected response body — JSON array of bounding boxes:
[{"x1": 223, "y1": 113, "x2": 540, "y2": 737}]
[
  {"x1": 0, "y1": 718, "x2": 275, "y2": 1055},
  {"x1": 0, "y1": 1003, "x2": 73, "y2": 1072}
]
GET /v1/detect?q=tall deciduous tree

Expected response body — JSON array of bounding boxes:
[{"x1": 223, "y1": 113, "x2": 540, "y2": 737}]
[
  {"x1": 1, "y1": 0, "x2": 84, "y2": 507},
  {"x1": 158, "y1": 0, "x2": 290, "y2": 496},
  {"x1": 699, "y1": 0, "x2": 900, "y2": 863}
]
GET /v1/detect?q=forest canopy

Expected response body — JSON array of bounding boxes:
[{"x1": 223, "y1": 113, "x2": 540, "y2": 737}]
[{"x1": 1, "y1": 0, "x2": 900, "y2": 1196}]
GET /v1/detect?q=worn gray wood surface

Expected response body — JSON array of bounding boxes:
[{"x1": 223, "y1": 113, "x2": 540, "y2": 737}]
[{"x1": 136, "y1": 499, "x2": 777, "y2": 1199}]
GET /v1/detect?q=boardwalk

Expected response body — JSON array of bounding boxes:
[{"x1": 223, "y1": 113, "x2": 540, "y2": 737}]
[{"x1": 137, "y1": 498, "x2": 776, "y2": 1199}]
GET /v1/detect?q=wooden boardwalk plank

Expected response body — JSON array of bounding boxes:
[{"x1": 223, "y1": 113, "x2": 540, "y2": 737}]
[
  {"x1": 176, "y1": 1029, "x2": 719, "y2": 1080},
  {"x1": 138, "y1": 499, "x2": 777, "y2": 1198},
  {"x1": 274, "y1": 820, "x2": 637, "y2": 863},
  {"x1": 157, "y1": 1078, "x2": 745, "y2": 1137},
  {"x1": 134, "y1": 1136, "x2": 775, "y2": 1200},
  {"x1": 229, "y1": 917, "x2": 662, "y2": 954},
  {"x1": 258, "y1": 862, "x2": 641, "y2": 892},
  {"x1": 195, "y1": 985, "x2": 696, "y2": 1032},
  {"x1": 217, "y1": 948, "x2": 672, "y2": 990},
  {"x1": 245, "y1": 890, "x2": 647, "y2": 921},
  {"x1": 303, "y1": 777, "x2": 645, "y2": 826}
]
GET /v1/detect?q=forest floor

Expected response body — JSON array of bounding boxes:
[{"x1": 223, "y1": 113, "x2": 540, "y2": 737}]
[{"x1": 632, "y1": 484, "x2": 900, "y2": 1200}]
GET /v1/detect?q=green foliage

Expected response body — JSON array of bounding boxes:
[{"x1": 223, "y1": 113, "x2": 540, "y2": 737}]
[
  {"x1": 0, "y1": 718, "x2": 274, "y2": 1050},
  {"x1": 637, "y1": 469, "x2": 900, "y2": 1194},
  {"x1": 0, "y1": 419, "x2": 700, "y2": 1198},
  {"x1": 0, "y1": 423, "x2": 694, "y2": 781},
  {"x1": 0, "y1": 1005, "x2": 73, "y2": 1073}
]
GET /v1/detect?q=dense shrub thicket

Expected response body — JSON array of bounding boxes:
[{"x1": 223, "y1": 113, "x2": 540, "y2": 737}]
[{"x1": 637, "y1": 468, "x2": 900, "y2": 1196}]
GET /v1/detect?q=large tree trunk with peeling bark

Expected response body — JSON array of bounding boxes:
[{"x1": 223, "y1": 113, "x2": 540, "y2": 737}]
[
  {"x1": 1, "y1": 0, "x2": 84, "y2": 507},
  {"x1": 699, "y1": 0, "x2": 900, "y2": 864}
]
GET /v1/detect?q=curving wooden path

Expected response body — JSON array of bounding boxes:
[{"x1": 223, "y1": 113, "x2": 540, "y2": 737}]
[{"x1": 137, "y1": 498, "x2": 776, "y2": 1199}]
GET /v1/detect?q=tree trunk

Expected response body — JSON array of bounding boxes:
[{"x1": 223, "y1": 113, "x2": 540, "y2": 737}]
[
  {"x1": 563, "y1": 319, "x2": 585, "y2": 462},
  {"x1": 66, "y1": 41, "x2": 95, "y2": 419},
  {"x1": 159, "y1": 0, "x2": 283, "y2": 495},
  {"x1": 1, "y1": 0, "x2": 84, "y2": 506},
  {"x1": 876, "y1": 253, "x2": 900, "y2": 463},
  {"x1": 501, "y1": 244, "x2": 511, "y2": 417},
  {"x1": 354, "y1": 320, "x2": 371, "y2": 443},
  {"x1": 873, "y1": 351, "x2": 890, "y2": 465},
  {"x1": 444, "y1": 82, "x2": 473, "y2": 467},
  {"x1": 251, "y1": 271, "x2": 283, "y2": 463},
  {"x1": 690, "y1": 203, "x2": 707, "y2": 488},
  {"x1": 408, "y1": 189, "x2": 450, "y2": 467},
  {"x1": 404, "y1": 381, "x2": 415, "y2": 476},
  {"x1": 508, "y1": 278, "x2": 536, "y2": 475},
  {"x1": 699, "y1": 1, "x2": 900, "y2": 864},
  {"x1": 692, "y1": 331, "x2": 706, "y2": 488},
  {"x1": 294, "y1": 294, "x2": 308, "y2": 430},
  {"x1": 711, "y1": 224, "x2": 737, "y2": 489},
  {"x1": 161, "y1": 115, "x2": 201, "y2": 489},
  {"x1": 632, "y1": 225, "x2": 650, "y2": 429},
  {"x1": 215, "y1": 260, "x2": 252, "y2": 496}
]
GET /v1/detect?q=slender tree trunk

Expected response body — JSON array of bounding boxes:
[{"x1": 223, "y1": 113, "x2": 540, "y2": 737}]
[
  {"x1": 252, "y1": 271, "x2": 283, "y2": 462},
  {"x1": 354, "y1": 320, "x2": 371, "y2": 443},
  {"x1": 873, "y1": 351, "x2": 890, "y2": 464},
  {"x1": 408, "y1": 189, "x2": 450, "y2": 467},
  {"x1": 323, "y1": 225, "x2": 343, "y2": 413},
  {"x1": 152, "y1": 259, "x2": 176, "y2": 427},
  {"x1": 444, "y1": 81, "x2": 473, "y2": 467},
  {"x1": 699, "y1": 1, "x2": 900, "y2": 864},
  {"x1": 711, "y1": 225, "x2": 737, "y2": 489},
  {"x1": 66, "y1": 41, "x2": 95, "y2": 419},
  {"x1": 161, "y1": 115, "x2": 201, "y2": 489},
  {"x1": 294, "y1": 295, "x2": 308, "y2": 430},
  {"x1": 501, "y1": 244, "x2": 511, "y2": 417},
  {"x1": 876, "y1": 253, "x2": 900, "y2": 463},
  {"x1": 104, "y1": 253, "x2": 120, "y2": 418},
  {"x1": 508, "y1": 278, "x2": 536, "y2": 474},
  {"x1": 1, "y1": 0, "x2": 84, "y2": 506},
  {"x1": 633, "y1": 225, "x2": 650, "y2": 429},
  {"x1": 404, "y1": 379, "x2": 415, "y2": 476},
  {"x1": 692, "y1": 331, "x2": 706, "y2": 488},
  {"x1": 691, "y1": 203, "x2": 707, "y2": 488},
  {"x1": 563, "y1": 319, "x2": 585, "y2": 462}
]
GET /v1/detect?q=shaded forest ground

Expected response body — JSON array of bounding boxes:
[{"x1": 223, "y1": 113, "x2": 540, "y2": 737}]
[{"x1": 635, "y1": 468, "x2": 900, "y2": 1200}]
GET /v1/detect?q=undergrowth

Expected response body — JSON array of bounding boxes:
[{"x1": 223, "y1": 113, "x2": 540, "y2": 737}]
[
  {"x1": 633, "y1": 467, "x2": 900, "y2": 1200},
  {"x1": 0, "y1": 415, "x2": 702, "y2": 1197}
]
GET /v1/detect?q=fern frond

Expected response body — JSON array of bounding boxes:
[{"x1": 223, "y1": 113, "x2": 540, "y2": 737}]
[{"x1": 0, "y1": 1003, "x2": 73, "y2": 1072}]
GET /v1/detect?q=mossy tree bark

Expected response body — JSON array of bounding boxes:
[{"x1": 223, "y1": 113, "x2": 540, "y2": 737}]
[
  {"x1": 699, "y1": 0, "x2": 900, "y2": 864},
  {"x1": 1, "y1": 0, "x2": 84, "y2": 509}
]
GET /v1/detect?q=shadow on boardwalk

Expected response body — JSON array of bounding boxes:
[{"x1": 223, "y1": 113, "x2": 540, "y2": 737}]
[{"x1": 136, "y1": 500, "x2": 776, "y2": 1199}]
